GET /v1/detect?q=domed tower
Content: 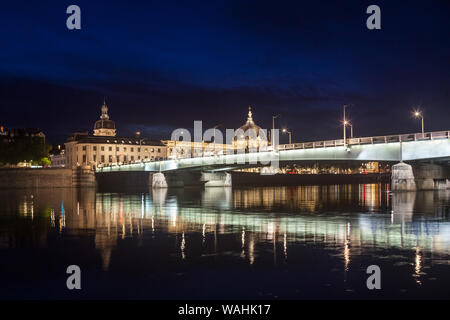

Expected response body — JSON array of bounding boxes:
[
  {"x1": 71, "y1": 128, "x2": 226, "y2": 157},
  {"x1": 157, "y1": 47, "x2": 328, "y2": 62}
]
[
  {"x1": 235, "y1": 106, "x2": 267, "y2": 151},
  {"x1": 238, "y1": 106, "x2": 261, "y2": 135},
  {"x1": 93, "y1": 100, "x2": 116, "y2": 136}
]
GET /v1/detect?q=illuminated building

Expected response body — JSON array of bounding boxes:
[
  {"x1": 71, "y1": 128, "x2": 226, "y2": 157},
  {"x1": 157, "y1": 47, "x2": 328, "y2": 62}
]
[
  {"x1": 65, "y1": 101, "x2": 167, "y2": 168},
  {"x1": 235, "y1": 106, "x2": 268, "y2": 151}
]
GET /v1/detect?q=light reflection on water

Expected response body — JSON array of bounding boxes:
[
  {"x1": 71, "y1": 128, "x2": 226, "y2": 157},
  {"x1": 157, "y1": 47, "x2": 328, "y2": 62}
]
[{"x1": 1, "y1": 184, "x2": 450, "y2": 299}]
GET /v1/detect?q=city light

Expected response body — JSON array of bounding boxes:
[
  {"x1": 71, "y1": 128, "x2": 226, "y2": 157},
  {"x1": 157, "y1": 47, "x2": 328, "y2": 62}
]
[
  {"x1": 282, "y1": 128, "x2": 292, "y2": 144},
  {"x1": 413, "y1": 109, "x2": 425, "y2": 135}
]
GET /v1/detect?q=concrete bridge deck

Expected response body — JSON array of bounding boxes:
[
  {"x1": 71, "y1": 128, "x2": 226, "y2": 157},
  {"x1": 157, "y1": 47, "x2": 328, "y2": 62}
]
[{"x1": 96, "y1": 130, "x2": 450, "y2": 173}]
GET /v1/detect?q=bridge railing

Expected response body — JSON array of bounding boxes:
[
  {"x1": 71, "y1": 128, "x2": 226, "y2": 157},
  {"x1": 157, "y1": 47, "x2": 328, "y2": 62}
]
[
  {"x1": 277, "y1": 130, "x2": 450, "y2": 151},
  {"x1": 97, "y1": 130, "x2": 450, "y2": 171}
]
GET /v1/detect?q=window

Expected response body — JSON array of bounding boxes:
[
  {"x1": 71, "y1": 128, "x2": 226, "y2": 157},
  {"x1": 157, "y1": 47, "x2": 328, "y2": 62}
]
[
  {"x1": 109, "y1": 146, "x2": 112, "y2": 151},
  {"x1": 138, "y1": 156, "x2": 141, "y2": 160},
  {"x1": 116, "y1": 156, "x2": 120, "y2": 162},
  {"x1": 158, "y1": 148, "x2": 161, "y2": 153},
  {"x1": 131, "y1": 147, "x2": 134, "y2": 152},
  {"x1": 109, "y1": 155, "x2": 112, "y2": 162},
  {"x1": 116, "y1": 147, "x2": 119, "y2": 151},
  {"x1": 93, "y1": 155, "x2": 96, "y2": 162},
  {"x1": 82, "y1": 155, "x2": 86, "y2": 163},
  {"x1": 131, "y1": 156, "x2": 134, "y2": 161},
  {"x1": 151, "y1": 148, "x2": 154, "y2": 152},
  {"x1": 93, "y1": 146, "x2": 97, "y2": 151},
  {"x1": 138, "y1": 148, "x2": 141, "y2": 152},
  {"x1": 101, "y1": 155, "x2": 105, "y2": 162},
  {"x1": 82, "y1": 145, "x2": 86, "y2": 151},
  {"x1": 124, "y1": 156, "x2": 127, "y2": 162},
  {"x1": 101, "y1": 146, "x2": 105, "y2": 151},
  {"x1": 124, "y1": 147, "x2": 127, "y2": 152}
]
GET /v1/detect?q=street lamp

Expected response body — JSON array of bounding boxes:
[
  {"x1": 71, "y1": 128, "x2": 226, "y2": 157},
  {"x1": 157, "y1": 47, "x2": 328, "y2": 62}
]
[
  {"x1": 282, "y1": 128, "x2": 292, "y2": 145},
  {"x1": 344, "y1": 120, "x2": 353, "y2": 138},
  {"x1": 272, "y1": 114, "x2": 280, "y2": 145},
  {"x1": 413, "y1": 110, "x2": 424, "y2": 136},
  {"x1": 343, "y1": 104, "x2": 349, "y2": 147}
]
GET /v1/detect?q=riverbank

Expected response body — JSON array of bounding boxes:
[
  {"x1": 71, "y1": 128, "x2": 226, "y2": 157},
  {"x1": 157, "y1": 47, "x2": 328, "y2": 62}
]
[{"x1": 0, "y1": 167, "x2": 96, "y2": 188}]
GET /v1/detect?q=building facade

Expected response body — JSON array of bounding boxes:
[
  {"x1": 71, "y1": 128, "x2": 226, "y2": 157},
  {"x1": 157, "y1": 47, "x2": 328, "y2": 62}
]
[
  {"x1": 65, "y1": 101, "x2": 167, "y2": 168},
  {"x1": 50, "y1": 151, "x2": 66, "y2": 167}
]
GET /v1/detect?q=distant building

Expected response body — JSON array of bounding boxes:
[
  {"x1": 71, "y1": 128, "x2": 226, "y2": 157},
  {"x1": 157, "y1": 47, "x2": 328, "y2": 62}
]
[
  {"x1": 50, "y1": 150, "x2": 66, "y2": 167},
  {"x1": 6, "y1": 128, "x2": 46, "y2": 139},
  {"x1": 0, "y1": 126, "x2": 48, "y2": 167},
  {"x1": 65, "y1": 101, "x2": 167, "y2": 168},
  {"x1": 163, "y1": 140, "x2": 233, "y2": 159},
  {"x1": 235, "y1": 106, "x2": 267, "y2": 151},
  {"x1": 163, "y1": 107, "x2": 267, "y2": 159}
]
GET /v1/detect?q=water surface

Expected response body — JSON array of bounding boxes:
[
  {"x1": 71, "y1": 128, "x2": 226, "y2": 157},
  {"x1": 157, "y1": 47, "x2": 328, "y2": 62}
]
[{"x1": 0, "y1": 184, "x2": 449, "y2": 299}]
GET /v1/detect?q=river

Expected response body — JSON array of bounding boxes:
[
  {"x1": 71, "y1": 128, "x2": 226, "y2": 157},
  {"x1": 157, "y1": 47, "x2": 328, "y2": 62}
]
[{"x1": 0, "y1": 184, "x2": 449, "y2": 299}]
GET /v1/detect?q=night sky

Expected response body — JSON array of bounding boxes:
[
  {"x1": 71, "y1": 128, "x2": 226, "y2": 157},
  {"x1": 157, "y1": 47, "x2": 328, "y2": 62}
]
[{"x1": 1, "y1": 0, "x2": 450, "y2": 145}]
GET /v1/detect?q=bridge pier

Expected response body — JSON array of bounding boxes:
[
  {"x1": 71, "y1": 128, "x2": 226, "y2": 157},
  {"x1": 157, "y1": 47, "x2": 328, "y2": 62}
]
[
  {"x1": 201, "y1": 172, "x2": 232, "y2": 187},
  {"x1": 72, "y1": 165, "x2": 96, "y2": 187},
  {"x1": 392, "y1": 162, "x2": 450, "y2": 191},
  {"x1": 391, "y1": 162, "x2": 416, "y2": 191},
  {"x1": 150, "y1": 172, "x2": 168, "y2": 188},
  {"x1": 413, "y1": 163, "x2": 449, "y2": 191},
  {"x1": 149, "y1": 171, "x2": 204, "y2": 188}
]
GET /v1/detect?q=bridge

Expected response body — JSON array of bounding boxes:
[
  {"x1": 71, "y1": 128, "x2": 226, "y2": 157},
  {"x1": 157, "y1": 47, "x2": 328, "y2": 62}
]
[{"x1": 95, "y1": 130, "x2": 450, "y2": 190}]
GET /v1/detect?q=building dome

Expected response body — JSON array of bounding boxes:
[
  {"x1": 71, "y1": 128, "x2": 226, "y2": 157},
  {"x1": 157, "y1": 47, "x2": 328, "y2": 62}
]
[
  {"x1": 94, "y1": 119, "x2": 116, "y2": 130},
  {"x1": 238, "y1": 106, "x2": 261, "y2": 135},
  {"x1": 235, "y1": 107, "x2": 267, "y2": 151},
  {"x1": 93, "y1": 100, "x2": 117, "y2": 136}
]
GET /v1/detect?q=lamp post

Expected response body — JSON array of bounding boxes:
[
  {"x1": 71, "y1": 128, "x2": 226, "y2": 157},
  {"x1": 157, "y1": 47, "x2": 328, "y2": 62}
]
[
  {"x1": 344, "y1": 121, "x2": 353, "y2": 138},
  {"x1": 414, "y1": 110, "x2": 424, "y2": 136},
  {"x1": 213, "y1": 124, "x2": 222, "y2": 155},
  {"x1": 272, "y1": 114, "x2": 280, "y2": 145},
  {"x1": 282, "y1": 128, "x2": 292, "y2": 145},
  {"x1": 343, "y1": 104, "x2": 348, "y2": 147}
]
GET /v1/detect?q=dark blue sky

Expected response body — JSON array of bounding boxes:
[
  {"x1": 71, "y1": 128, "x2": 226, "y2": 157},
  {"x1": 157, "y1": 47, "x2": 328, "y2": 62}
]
[{"x1": 1, "y1": 0, "x2": 450, "y2": 144}]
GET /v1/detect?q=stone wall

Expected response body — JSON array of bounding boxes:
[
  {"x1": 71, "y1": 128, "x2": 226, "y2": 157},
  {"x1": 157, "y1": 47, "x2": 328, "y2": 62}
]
[
  {"x1": 0, "y1": 168, "x2": 73, "y2": 188},
  {"x1": 0, "y1": 167, "x2": 96, "y2": 188}
]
